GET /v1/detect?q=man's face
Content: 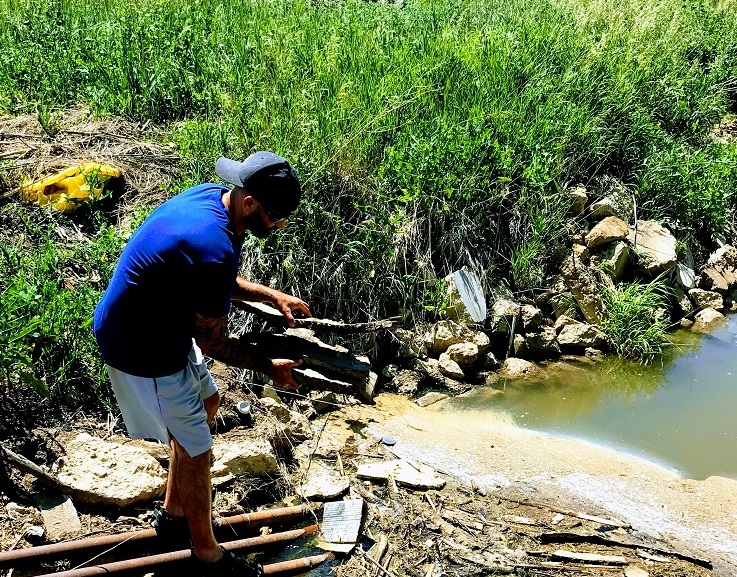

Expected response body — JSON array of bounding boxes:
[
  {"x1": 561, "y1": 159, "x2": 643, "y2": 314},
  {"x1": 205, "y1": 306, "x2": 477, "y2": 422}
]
[{"x1": 244, "y1": 201, "x2": 287, "y2": 238}]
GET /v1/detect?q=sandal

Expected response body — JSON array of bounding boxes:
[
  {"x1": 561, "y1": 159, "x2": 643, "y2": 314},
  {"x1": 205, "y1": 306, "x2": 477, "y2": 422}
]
[{"x1": 193, "y1": 547, "x2": 263, "y2": 577}]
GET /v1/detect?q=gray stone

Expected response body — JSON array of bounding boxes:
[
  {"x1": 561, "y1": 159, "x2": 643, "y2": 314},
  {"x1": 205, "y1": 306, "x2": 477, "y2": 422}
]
[
  {"x1": 490, "y1": 298, "x2": 521, "y2": 336},
  {"x1": 689, "y1": 288, "x2": 724, "y2": 311},
  {"x1": 381, "y1": 364, "x2": 400, "y2": 379},
  {"x1": 37, "y1": 494, "x2": 81, "y2": 541},
  {"x1": 298, "y1": 473, "x2": 350, "y2": 501},
  {"x1": 472, "y1": 330, "x2": 491, "y2": 354},
  {"x1": 416, "y1": 392, "x2": 449, "y2": 407},
  {"x1": 513, "y1": 334, "x2": 528, "y2": 357},
  {"x1": 554, "y1": 315, "x2": 580, "y2": 332},
  {"x1": 499, "y1": 358, "x2": 544, "y2": 380},
  {"x1": 672, "y1": 287, "x2": 694, "y2": 318},
  {"x1": 409, "y1": 359, "x2": 471, "y2": 394},
  {"x1": 589, "y1": 197, "x2": 619, "y2": 219},
  {"x1": 54, "y1": 434, "x2": 166, "y2": 507},
  {"x1": 560, "y1": 253, "x2": 604, "y2": 325},
  {"x1": 525, "y1": 327, "x2": 561, "y2": 358},
  {"x1": 557, "y1": 321, "x2": 610, "y2": 352},
  {"x1": 598, "y1": 241, "x2": 629, "y2": 282},
  {"x1": 590, "y1": 180, "x2": 634, "y2": 221},
  {"x1": 211, "y1": 432, "x2": 278, "y2": 485},
  {"x1": 585, "y1": 216, "x2": 629, "y2": 249},
  {"x1": 572, "y1": 243, "x2": 590, "y2": 261},
  {"x1": 446, "y1": 342, "x2": 479, "y2": 368},
  {"x1": 438, "y1": 353, "x2": 465, "y2": 379},
  {"x1": 628, "y1": 220, "x2": 677, "y2": 275},
  {"x1": 691, "y1": 308, "x2": 726, "y2": 333},
  {"x1": 259, "y1": 397, "x2": 313, "y2": 443}
]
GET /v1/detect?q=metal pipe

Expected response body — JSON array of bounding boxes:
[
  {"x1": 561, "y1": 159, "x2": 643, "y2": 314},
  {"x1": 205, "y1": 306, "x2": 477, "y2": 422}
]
[
  {"x1": 0, "y1": 504, "x2": 320, "y2": 569},
  {"x1": 35, "y1": 525, "x2": 319, "y2": 577},
  {"x1": 263, "y1": 552, "x2": 336, "y2": 575}
]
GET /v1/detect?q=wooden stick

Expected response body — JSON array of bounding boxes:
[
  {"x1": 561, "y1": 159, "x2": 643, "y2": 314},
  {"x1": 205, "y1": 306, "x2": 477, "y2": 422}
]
[{"x1": 497, "y1": 495, "x2": 629, "y2": 528}]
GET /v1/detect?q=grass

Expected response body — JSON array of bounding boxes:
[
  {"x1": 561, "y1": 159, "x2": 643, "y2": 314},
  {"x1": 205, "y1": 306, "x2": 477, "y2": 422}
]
[{"x1": 0, "y1": 0, "x2": 736, "y2": 402}]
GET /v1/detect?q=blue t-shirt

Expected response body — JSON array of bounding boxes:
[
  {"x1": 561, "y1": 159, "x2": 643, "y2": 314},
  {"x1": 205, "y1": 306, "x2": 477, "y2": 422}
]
[{"x1": 93, "y1": 183, "x2": 243, "y2": 377}]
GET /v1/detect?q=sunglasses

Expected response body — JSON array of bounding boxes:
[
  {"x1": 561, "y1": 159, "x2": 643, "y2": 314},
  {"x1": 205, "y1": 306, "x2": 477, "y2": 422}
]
[{"x1": 260, "y1": 202, "x2": 287, "y2": 225}]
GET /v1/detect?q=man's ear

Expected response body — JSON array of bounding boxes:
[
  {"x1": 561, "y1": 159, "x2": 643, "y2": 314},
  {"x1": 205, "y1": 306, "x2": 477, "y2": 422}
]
[{"x1": 241, "y1": 194, "x2": 259, "y2": 216}]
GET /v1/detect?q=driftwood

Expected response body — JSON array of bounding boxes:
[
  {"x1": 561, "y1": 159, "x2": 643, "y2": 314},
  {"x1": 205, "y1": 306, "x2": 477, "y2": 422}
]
[
  {"x1": 233, "y1": 301, "x2": 399, "y2": 334},
  {"x1": 0, "y1": 444, "x2": 79, "y2": 496},
  {"x1": 497, "y1": 495, "x2": 629, "y2": 528},
  {"x1": 540, "y1": 531, "x2": 712, "y2": 569},
  {"x1": 242, "y1": 329, "x2": 376, "y2": 402}
]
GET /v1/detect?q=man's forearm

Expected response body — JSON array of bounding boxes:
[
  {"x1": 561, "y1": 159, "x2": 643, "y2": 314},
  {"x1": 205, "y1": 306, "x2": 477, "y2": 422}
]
[
  {"x1": 231, "y1": 277, "x2": 280, "y2": 304},
  {"x1": 194, "y1": 313, "x2": 268, "y2": 373}
]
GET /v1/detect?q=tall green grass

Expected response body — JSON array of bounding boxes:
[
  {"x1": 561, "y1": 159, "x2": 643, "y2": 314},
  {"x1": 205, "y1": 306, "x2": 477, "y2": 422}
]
[{"x1": 1, "y1": 0, "x2": 736, "y2": 323}]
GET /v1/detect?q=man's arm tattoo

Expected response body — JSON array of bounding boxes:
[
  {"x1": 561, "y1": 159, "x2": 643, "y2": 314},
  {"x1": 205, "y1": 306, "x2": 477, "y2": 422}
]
[{"x1": 194, "y1": 314, "x2": 267, "y2": 373}]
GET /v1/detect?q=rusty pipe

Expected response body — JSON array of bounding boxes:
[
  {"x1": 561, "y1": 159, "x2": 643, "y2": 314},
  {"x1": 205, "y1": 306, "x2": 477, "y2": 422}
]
[
  {"x1": 0, "y1": 504, "x2": 320, "y2": 569},
  {"x1": 263, "y1": 552, "x2": 336, "y2": 575},
  {"x1": 35, "y1": 525, "x2": 320, "y2": 577}
]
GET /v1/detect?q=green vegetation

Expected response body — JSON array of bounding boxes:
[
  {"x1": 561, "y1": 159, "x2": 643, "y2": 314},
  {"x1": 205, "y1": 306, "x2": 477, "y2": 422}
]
[
  {"x1": 600, "y1": 280, "x2": 671, "y2": 364},
  {"x1": 0, "y1": 0, "x2": 736, "y2": 404}
]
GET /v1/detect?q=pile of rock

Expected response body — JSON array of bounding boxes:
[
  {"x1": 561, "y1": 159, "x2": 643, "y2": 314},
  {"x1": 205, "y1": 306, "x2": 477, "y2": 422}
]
[{"x1": 381, "y1": 184, "x2": 737, "y2": 397}]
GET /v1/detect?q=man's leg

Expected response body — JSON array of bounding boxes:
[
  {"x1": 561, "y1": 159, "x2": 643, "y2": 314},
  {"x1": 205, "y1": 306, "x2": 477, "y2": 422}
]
[{"x1": 171, "y1": 437, "x2": 222, "y2": 562}]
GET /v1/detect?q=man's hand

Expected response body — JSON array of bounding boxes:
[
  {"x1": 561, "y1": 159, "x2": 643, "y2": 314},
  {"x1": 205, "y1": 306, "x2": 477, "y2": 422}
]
[
  {"x1": 264, "y1": 358, "x2": 303, "y2": 390},
  {"x1": 272, "y1": 293, "x2": 311, "y2": 327}
]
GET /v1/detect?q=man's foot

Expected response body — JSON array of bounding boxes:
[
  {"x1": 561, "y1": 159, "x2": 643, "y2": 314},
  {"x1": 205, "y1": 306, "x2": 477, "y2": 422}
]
[
  {"x1": 151, "y1": 507, "x2": 190, "y2": 547},
  {"x1": 193, "y1": 547, "x2": 263, "y2": 577}
]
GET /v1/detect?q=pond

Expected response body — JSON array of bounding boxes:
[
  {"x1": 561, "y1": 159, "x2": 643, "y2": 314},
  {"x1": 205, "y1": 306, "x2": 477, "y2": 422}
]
[{"x1": 447, "y1": 314, "x2": 737, "y2": 480}]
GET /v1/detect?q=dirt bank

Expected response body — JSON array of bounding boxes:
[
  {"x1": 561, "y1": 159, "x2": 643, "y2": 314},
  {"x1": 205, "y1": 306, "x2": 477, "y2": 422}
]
[{"x1": 309, "y1": 393, "x2": 737, "y2": 575}]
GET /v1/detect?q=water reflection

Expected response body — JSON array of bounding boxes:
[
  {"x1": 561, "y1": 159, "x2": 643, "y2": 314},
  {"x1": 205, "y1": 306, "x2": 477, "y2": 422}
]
[{"x1": 449, "y1": 315, "x2": 737, "y2": 480}]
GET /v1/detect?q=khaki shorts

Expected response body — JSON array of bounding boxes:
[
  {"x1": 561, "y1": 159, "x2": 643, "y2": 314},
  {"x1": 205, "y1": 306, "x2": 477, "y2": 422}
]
[{"x1": 107, "y1": 341, "x2": 218, "y2": 457}]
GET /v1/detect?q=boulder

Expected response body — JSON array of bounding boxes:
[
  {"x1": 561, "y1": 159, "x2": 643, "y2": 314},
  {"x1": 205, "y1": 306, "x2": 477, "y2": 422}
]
[
  {"x1": 37, "y1": 494, "x2": 81, "y2": 542},
  {"x1": 590, "y1": 179, "x2": 634, "y2": 221},
  {"x1": 211, "y1": 432, "x2": 278, "y2": 485},
  {"x1": 472, "y1": 331, "x2": 491, "y2": 354},
  {"x1": 445, "y1": 342, "x2": 479, "y2": 368},
  {"x1": 585, "y1": 216, "x2": 629, "y2": 249},
  {"x1": 429, "y1": 320, "x2": 474, "y2": 355},
  {"x1": 598, "y1": 241, "x2": 629, "y2": 282},
  {"x1": 557, "y1": 321, "x2": 610, "y2": 352},
  {"x1": 409, "y1": 359, "x2": 470, "y2": 394},
  {"x1": 394, "y1": 328, "x2": 427, "y2": 359},
  {"x1": 520, "y1": 304, "x2": 544, "y2": 332},
  {"x1": 442, "y1": 269, "x2": 487, "y2": 323},
  {"x1": 490, "y1": 298, "x2": 521, "y2": 335},
  {"x1": 548, "y1": 293, "x2": 577, "y2": 319},
  {"x1": 567, "y1": 185, "x2": 588, "y2": 216},
  {"x1": 560, "y1": 253, "x2": 604, "y2": 324},
  {"x1": 688, "y1": 288, "x2": 724, "y2": 311},
  {"x1": 391, "y1": 370, "x2": 423, "y2": 395},
  {"x1": 525, "y1": 327, "x2": 561, "y2": 358},
  {"x1": 54, "y1": 434, "x2": 166, "y2": 507},
  {"x1": 438, "y1": 353, "x2": 465, "y2": 379},
  {"x1": 572, "y1": 243, "x2": 590, "y2": 261},
  {"x1": 672, "y1": 287, "x2": 695, "y2": 318},
  {"x1": 691, "y1": 308, "x2": 725, "y2": 333},
  {"x1": 554, "y1": 315, "x2": 579, "y2": 331},
  {"x1": 498, "y1": 358, "x2": 544, "y2": 380},
  {"x1": 589, "y1": 197, "x2": 618, "y2": 219},
  {"x1": 513, "y1": 334, "x2": 528, "y2": 357},
  {"x1": 297, "y1": 461, "x2": 349, "y2": 501},
  {"x1": 627, "y1": 220, "x2": 677, "y2": 275},
  {"x1": 698, "y1": 245, "x2": 737, "y2": 293}
]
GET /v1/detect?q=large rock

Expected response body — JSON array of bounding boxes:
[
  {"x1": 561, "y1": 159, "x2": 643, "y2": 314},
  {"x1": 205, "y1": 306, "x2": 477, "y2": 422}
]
[
  {"x1": 520, "y1": 304, "x2": 544, "y2": 332},
  {"x1": 627, "y1": 220, "x2": 677, "y2": 275},
  {"x1": 557, "y1": 321, "x2": 610, "y2": 352},
  {"x1": 698, "y1": 245, "x2": 737, "y2": 293},
  {"x1": 437, "y1": 353, "x2": 465, "y2": 379},
  {"x1": 548, "y1": 292, "x2": 577, "y2": 319},
  {"x1": 598, "y1": 241, "x2": 629, "y2": 282},
  {"x1": 445, "y1": 342, "x2": 479, "y2": 368},
  {"x1": 589, "y1": 180, "x2": 634, "y2": 221},
  {"x1": 429, "y1": 320, "x2": 474, "y2": 355},
  {"x1": 585, "y1": 216, "x2": 629, "y2": 249},
  {"x1": 54, "y1": 434, "x2": 166, "y2": 507},
  {"x1": 691, "y1": 308, "x2": 725, "y2": 333},
  {"x1": 560, "y1": 254, "x2": 604, "y2": 324},
  {"x1": 394, "y1": 328, "x2": 427, "y2": 359},
  {"x1": 688, "y1": 288, "x2": 724, "y2": 311},
  {"x1": 524, "y1": 327, "x2": 561, "y2": 358},
  {"x1": 391, "y1": 370, "x2": 423, "y2": 395},
  {"x1": 442, "y1": 269, "x2": 487, "y2": 323},
  {"x1": 498, "y1": 358, "x2": 544, "y2": 380},
  {"x1": 409, "y1": 359, "x2": 471, "y2": 394},
  {"x1": 259, "y1": 397, "x2": 312, "y2": 443},
  {"x1": 37, "y1": 494, "x2": 81, "y2": 541},
  {"x1": 211, "y1": 431, "x2": 278, "y2": 486}
]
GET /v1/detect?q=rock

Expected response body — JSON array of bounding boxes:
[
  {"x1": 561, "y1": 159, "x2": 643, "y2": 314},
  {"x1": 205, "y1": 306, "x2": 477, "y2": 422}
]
[
  {"x1": 37, "y1": 494, "x2": 81, "y2": 541},
  {"x1": 309, "y1": 391, "x2": 339, "y2": 413},
  {"x1": 554, "y1": 315, "x2": 579, "y2": 332},
  {"x1": 520, "y1": 304, "x2": 543, "y2": 332},
  {"x1": 445, "y1": 342, "x2": 479, "y2": 368},
  {"x1": 438, "y1": 353, "x2": 465, "y2": 379},
  {"x1": 560, "y1": 253, "x2": 604, "y2": 324},
  {"x1": 381, "y1": 364, "x2": 400, "y2": 379},
  {"x1": 598, "y1": 241, "x2": 629, "y2": 281},
  {"x1": 590, "y1": 179, "x2": 634, "y2": 221},
  {"x1": 698, "y1": 245, "x2": 737, "y2": 293},
  {"x1": 394, "y1": 328, "x2": 427, "y2": 359},
  {"x1": 54, "y1": 434, "x2": 167, "y2": 507},
  {"x1": 490, "y1": 298, "x2": 521, "y2": 335},
  {"x1": 525, "y1": 327, "x2": 561, "y2": 358},
  {"x1": 415, "y1": 392, "x2": 448, "y2": 407},
  {"x1": 429, "y1": 320, "x2": 475, "y2": 355},
  {"x1": 391, "y1": 370, "x2": 423, "y2": 395},
  {"x1": 584, "y1": 347, "x2": 606, "y2": 360},
  {"x1": 513, "y1": 334, "x2": 528, "y2": 357},
  {"x1": 691, "y1": 308, "x2": 725, "y2": 333},
  {"x1": 409, "y1": 359, "x2": 471, "y2": 394},
  {"x1": 356, "y1": 459, "x2": 445, "y2": 490},
  {"x1": 688, "y1": 288, "x2": 724, "y2": 311},
  {"x1": 480, "y1": 349, "x2": 500, "y2": 370},
  {"x1": 585, "y1": 216, "x2": 629, "y2": 249},
  {"x1": 498, "y1": 358, "x2": 544, "y2": 380},
  {"x1": 567, "y1": 185, "x2": 587, "y2": 215},
  {"x1": 124, "y1": 439, "x2": 170, "y2": 462},
  {"x1": 472, "y1": 330, "x2": 491, "y2": 354},
  {"x1": 211, "y1": 432, "x2": 278, "y2": 485},
  {"x1": 627, "y1": 220, "x2": 677, "y2": 275},
  {"x1": 258, "y1": 397, "x2": 312, "y2": 443},
  {"x1": 557, "y1": 321, "x2": 610, "y2": 352},
  {"x1": 672, "y1": 287, "x2": 694, "y2": 318},
  {"x1": 298, "y1": 471, "x2": 350, "y2": 501},
  {"x1": 589, "y1": 196, "x2": 619, "y2": 219},
  {"x1": 572, "y1": 243, "x2": 589, "y2": 261},
  {"x1": 442, "y1": 269, "x2": 487, "y2": 323},
  {"x1": 548, "y1": 293, "x2": 577, "y2": 319},
  {"x1": 680, "y1": 318, "x2": 694, "y2": 328}
]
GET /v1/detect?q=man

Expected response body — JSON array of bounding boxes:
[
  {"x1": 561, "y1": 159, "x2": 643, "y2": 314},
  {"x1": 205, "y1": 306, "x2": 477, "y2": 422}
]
[{"x1": 93, "y1": 151, "x2": 310, "y2": 576}]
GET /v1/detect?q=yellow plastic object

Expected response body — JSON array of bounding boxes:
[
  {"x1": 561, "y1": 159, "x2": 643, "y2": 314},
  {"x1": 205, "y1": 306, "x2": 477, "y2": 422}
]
[{"x1": 21, "y1": 162, "x2": 122, "y2": 213}]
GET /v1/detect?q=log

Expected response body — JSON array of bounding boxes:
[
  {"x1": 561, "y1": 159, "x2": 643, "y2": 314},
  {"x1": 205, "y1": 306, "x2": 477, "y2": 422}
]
[
  {"x1": 0, "y1": 444, "x2": 80, "y2": 497},
  {"x1": 233, "y1": 301, "x2": 399, "y2": 333}
]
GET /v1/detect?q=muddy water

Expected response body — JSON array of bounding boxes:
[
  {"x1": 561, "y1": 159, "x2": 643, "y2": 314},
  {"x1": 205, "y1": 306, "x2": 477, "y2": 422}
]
[{"x1": 448, "y1": 314, "x2": 737, "y2": 480}]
